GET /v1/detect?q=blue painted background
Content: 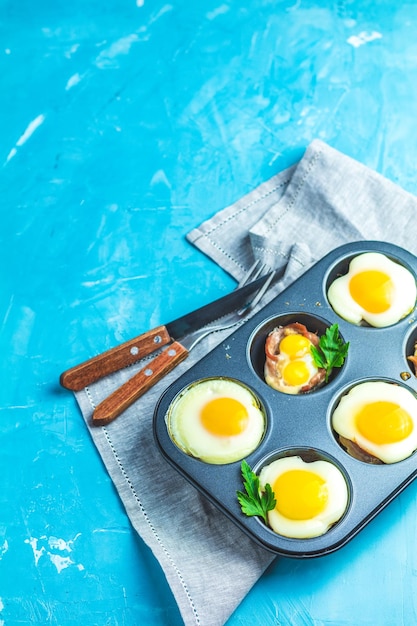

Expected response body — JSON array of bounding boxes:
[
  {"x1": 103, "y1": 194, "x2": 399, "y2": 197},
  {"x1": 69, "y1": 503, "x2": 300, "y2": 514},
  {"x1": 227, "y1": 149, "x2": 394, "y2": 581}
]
[{"x1": 2, "y1": 1, "x2": 417, "y2": 624}]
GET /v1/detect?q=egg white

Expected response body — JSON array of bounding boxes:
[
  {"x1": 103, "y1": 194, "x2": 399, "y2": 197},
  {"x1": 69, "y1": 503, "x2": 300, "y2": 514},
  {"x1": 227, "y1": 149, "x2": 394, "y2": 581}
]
[
  {"x1": 327, "y1": 252, "x2": 416, "y2": 327},
  {"x1": 259, "y1": 456, "x2": 349, "y2": 539},
  {"x1": 332, "y1": 381, "x2": 417, "y2": 463},
  {"x1": 167, "y1": 378, "x2": 266, "y2": 464}
]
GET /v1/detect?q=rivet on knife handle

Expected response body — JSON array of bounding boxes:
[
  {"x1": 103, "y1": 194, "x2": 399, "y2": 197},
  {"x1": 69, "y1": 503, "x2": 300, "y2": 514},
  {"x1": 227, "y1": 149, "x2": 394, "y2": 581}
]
[
  {"x1": 92, "y1": 341, "x2": 189, "y2": 426},
  {"x1": 59, "y1": 325, "x2": 172, "y2": 391}
]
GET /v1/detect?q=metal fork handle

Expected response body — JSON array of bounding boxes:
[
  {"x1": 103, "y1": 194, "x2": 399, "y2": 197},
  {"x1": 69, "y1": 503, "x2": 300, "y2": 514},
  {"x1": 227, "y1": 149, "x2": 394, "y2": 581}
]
[
  {"x1": 60, "y1": 266, "x2": 270, "y2": 391},
  {"x1": 179, "y1": 270, "x2": 276, "y2": 352}
]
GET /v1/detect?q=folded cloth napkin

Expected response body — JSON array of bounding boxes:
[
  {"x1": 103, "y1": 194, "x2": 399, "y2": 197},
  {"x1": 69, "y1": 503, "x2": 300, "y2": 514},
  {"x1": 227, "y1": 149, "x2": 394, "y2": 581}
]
[{"x1": 74, "y1": 139, "x2": 417, "y2": 626}]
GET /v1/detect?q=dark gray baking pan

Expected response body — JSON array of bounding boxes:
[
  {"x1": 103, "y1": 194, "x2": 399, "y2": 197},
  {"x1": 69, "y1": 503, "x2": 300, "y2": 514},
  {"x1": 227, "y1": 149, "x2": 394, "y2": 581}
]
[{"x1": 153, "y1": 240, "x2": 417, "y2": 557}]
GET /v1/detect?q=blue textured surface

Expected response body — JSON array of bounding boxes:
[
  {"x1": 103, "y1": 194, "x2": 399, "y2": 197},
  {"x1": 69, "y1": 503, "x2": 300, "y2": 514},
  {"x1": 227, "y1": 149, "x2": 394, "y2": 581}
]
[{"x1": 2, "y1": 1, "x2": 417, "y2": 624}]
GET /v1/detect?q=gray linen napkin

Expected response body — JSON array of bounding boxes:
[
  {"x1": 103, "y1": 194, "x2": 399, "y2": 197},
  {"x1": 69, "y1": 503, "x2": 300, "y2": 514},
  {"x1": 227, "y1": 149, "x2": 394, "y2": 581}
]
[{"x1": 74, "y1": 138, "x2": 417, "y2": 626}]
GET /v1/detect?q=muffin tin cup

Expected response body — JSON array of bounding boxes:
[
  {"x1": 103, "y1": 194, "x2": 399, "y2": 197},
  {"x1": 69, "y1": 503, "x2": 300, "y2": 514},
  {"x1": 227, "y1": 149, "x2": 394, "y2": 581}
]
[{"x1": 153, "y1": 241, "x2": 417, "y2": 557}]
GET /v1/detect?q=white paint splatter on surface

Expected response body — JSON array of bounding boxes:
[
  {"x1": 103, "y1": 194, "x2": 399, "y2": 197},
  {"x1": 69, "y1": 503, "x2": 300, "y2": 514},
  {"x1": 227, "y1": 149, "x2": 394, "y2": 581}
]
[
  {"x1": 0, "y1": 540, "x2": 8, "y2": 560},
  {"x1": 15, "y1": 114, "x2": 45, "y2": 147},
  {"x1": 25, "y1": 537, "x2": 45, "y2": 566},
  {"x1": 150, "y1": 169, "x2": 172, "y2": 189},
  {"x1": 207, "y1": 4, "x2": 229, "y2": 20},
  {"x1": 347, "y1": 31, "x2": 382, "y2": 48},
  {"x1": 64, "y1": 43, "x2": 80, "y2": 58},
  {"x1": 5, "y1": 114, "x2": 46, "y2": 163},
  {"x1": 65, "y1": 73, "x2": 82, "y2": 90},
  {"x1": 95, "y1": 34, "x2": 140, "y2": 69},
  {"x1": 49, "y1": 553, "x2": 83, "y2": 574},
  {"x1": 10, "y1": 306, "x2": 36, "y2": 356},
  {"x1": 24, "y1": 534, "x2": 84, "y2": 573}
]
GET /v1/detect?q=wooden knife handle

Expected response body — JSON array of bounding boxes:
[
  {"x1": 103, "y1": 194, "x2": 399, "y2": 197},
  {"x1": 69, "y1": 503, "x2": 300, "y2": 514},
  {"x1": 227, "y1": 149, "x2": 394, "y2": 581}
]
[
  {"x1": 59, "y1": 325, "x2": 172, "y2": 391},
  {"x1": 92, "y1": 341, "x2": 189, "y2": 426}
]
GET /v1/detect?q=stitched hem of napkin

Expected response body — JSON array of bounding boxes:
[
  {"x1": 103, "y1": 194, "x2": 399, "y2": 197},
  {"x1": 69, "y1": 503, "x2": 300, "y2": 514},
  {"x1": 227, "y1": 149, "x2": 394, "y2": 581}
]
[
  {"x1": 259, "y1": 144, "x2": 322, "y2": 234},
  {"x1": 186, "y1": 166, "x2": 296, "y2": 281},
  {"x1": 200, "y1": 179, "x2": 293, "y2": 238},
  {"x1": 250, "y1": 239, "x2": 312, "y2": 270},
  {"x1": 101, "y1": 427, "x2": 201, "y2": 625},
  {"x1": 80, "y1": 387, "x2": 202, "y2": 626}
]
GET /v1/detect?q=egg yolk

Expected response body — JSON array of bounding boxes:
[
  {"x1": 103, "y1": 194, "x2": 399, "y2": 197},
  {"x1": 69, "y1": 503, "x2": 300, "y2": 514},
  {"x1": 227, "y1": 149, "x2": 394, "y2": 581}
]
[
  {"x1": 280, "y1": 333, "x2": 311, "y2": 357},
  {"x1": 280, "y1": 334, "x2": 313, "y2": 386},
  {"x1": 349, "y1": 270, "x2": 394, "y2": 313},
  {"x1": 355, "y1": 400, "x2": 414, "y2": 444},
  {"x1": 200, "y1": 397, "x2": 249, "y2": 436},
  {"x1": 273, "y1": 469, "x2": 328, "y2": 520},
  {"x1": 282, "y1": 361, "x2": 311, "y2": 386}
]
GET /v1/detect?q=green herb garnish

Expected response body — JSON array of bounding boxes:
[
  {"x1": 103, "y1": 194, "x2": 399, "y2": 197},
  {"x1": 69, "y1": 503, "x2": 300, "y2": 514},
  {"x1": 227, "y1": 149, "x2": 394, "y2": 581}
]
[
  {"x1": 237, "y1": 460, "x2": 276, "y2": 525},
  {"x1": 311, "y1": 323, "x2": 349, "y2": 382}
]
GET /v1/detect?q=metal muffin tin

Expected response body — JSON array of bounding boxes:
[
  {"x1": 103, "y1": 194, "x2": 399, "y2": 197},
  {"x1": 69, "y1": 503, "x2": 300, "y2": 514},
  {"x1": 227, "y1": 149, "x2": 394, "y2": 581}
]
[{"x1": 153, "y1": 241, "x2": 417, "y2": 557}]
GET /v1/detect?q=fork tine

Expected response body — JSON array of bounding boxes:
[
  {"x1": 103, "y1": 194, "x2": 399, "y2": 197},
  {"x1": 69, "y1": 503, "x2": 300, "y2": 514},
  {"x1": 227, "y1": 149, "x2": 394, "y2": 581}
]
[
  {"x1": 183, "y1": 268, "x2": 277, "y2": 353},
  {"x1": 237, "y1": 259, "x2": 268, "y2": 289},
  {"x1": 236, "y1": 260, "x2": 259, "y2": 289},
  {"x1": 250, "y1": 261, "x2": 269, "y2": 282},
  {"x1": 238, "y1": 269, "x2": 276, "y2": 314}
]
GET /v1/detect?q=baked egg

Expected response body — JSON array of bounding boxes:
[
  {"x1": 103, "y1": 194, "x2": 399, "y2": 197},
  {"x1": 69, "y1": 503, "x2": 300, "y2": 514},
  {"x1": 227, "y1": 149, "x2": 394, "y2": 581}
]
[
  {"x1": 264, "y1": 323, "x2": 325, "y2": 394},
  {"x1": 332, "y1": 381, "x2": 417, "y2": 464},
  {"x1": 259, "y1": 456, "x2": 348, "y2": 539},
  {"x1": 327, "y1": 252, "x2": 416, "y2": 327},
  {"x1": 167, "y1": 378, "x2": 266, "y2": 464}
]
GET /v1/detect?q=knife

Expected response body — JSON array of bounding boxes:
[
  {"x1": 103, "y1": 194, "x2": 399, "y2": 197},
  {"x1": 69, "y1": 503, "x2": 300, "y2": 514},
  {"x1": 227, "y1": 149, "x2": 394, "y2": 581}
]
[{"x1": 60, "y1": 271, "x2": 273, "y2": 397}]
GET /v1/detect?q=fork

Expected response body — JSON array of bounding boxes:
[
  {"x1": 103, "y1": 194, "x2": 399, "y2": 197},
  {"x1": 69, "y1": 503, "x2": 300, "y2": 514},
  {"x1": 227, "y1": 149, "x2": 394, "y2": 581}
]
[
  {"x1": 236, "y1": 259, "x2": 268, "y2": 288},
  {"x1": 92, "y1": 266, "x2": 275, "y2": 425},
  {"x1": 61, "y1": 259, "x2": 268, "y2": 392}
]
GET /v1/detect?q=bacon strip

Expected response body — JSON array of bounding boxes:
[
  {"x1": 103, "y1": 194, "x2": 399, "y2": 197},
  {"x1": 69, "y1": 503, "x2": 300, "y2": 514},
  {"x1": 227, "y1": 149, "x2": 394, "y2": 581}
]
[
  {"x1": 407, "y1": 355, "x2": 417, "y2": 375},
  {"x1": 338, "y1": 436, "x2": 383, "y2": 465}
]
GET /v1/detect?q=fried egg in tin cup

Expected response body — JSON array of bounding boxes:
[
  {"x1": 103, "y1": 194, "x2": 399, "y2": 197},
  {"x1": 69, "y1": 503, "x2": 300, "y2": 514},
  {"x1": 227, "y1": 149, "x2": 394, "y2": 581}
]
[
  {"x1": 327, "y1": 252, "x2": 417, "y2": 327},
  {"x1": 331, "y1": 380, "x2": 417, "y2": 464},
  {"x1": 258, "y1": 455, "x2": 349, "y2": 539},
  {"x1": 264, "y1": 322, "x2": 326, "y2": 395},
  {"x1": 167, "y1": 377, "x2": 266, "y2": 464}
]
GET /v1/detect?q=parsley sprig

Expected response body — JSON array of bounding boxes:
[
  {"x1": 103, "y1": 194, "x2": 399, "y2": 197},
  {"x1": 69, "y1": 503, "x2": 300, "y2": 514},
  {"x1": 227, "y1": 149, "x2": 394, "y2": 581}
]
[
  {"x1": 311, "y1": 323, "x2": 349, "y2": 382},
  {"x1": 237, "y1": 460, "x2": 276, "y2": 525}
]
